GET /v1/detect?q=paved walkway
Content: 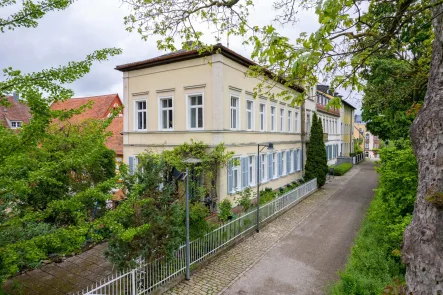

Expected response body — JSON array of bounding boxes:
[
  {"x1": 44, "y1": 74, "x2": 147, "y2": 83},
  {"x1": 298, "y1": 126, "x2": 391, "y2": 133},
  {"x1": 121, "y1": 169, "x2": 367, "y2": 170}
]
[
  {"x1": 168, "y1": 161, "x2": 378, "y2": 295},
  {"x1": 3, "y1": 243, "x2": 113, "y2": 295}
]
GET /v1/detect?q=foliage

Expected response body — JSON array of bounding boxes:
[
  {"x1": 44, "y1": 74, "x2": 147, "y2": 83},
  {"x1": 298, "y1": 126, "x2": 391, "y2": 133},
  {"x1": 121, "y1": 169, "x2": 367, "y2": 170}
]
[
  {"x1": 163, "y1": 140, "x2": 234, "y2": 201},
  {"x1": 218, "y1": 199, "x2": 233, "y2": 223},
  {"x1": 189, "y1": 202, "x2": 211, "y2": 240},
  {"x1": 354, "y1": 138, "x2": 363, "y2": 154},
  {"x1": 333, "y1": 163, "x2": 353, "y2": 176},
  {"x1": 305, "y1": 113, "x2": 328, "y2": 187},
  {"x1": 330, "y1": 142, "x2": 417, "y2": 294},
  {"x1": 105, "y1": 152, "x2": 184, "y2": 270},
  {"x1": 236, "y1": 187, "x2": 254, "y2": 213}
]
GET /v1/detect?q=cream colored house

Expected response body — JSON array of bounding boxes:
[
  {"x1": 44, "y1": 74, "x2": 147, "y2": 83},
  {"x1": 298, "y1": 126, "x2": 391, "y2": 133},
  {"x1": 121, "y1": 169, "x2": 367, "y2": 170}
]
[{"x1": 116, "y1": 44, "x2": 315, "y2": 202}]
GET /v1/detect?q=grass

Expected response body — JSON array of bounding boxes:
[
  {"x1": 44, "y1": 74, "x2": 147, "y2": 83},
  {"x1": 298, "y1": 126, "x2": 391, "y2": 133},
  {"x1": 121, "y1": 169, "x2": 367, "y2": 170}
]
[{"x1": 332, "y1": 163, "x2": 353, "y2": 176}]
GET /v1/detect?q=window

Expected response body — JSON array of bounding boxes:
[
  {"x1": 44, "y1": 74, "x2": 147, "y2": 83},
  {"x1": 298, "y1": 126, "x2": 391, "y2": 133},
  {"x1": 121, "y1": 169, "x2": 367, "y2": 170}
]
[
  {"x1": 227, "y1": 157, "x2": 240, "y2": 193},
  {"x1": 270, "y1": 106, "x2": 276, "y2": 131},
  {"x1": 288, "y1": 110, "x2": 293, "y2": 132},
  {"x1": 281, "y1": 151, "x2": 286, "y2": 176},
  {"x1": 307, "y1": 114, "x2": 311, "y2": 134},
  {"x1": 188, "y1": 94, "x2": 203, "y2": 129},
  {"x1": 10, "y1": 121, "x2": 22, "y2": 129},
  {"x1": 272, "y1": 152, "x2": 277, "y2": 179},
  {"x1": 159, "y1": 97, "x2": 173, "y2": 130},
  {"x1": 366, "y1": 133, "x2": 369, "y2": 140},
  {"x1": 295, "y1": 112, "x2": 298, "y2": 133},
  {"x1": 259, "y1": 103, "x2": 266, "y2": 131},
  {"x1": 246, "y1": 100, "x2": 254, "y2": 130},
  {"x1": 230, "y1": 95, "x2": 239, "y2": 130},
  {"x1": 135, "y1": 100, "x2": 147, "y2": 131},
  {"x1": 260, "y1": 154, "x2": 266, "y2": 182},
  {"x1": 248, "y1": 155, "x2": 255, "y2": 185},
  {"x1": 287, "y1": 150, "x2": 292, "y2": 173},
  {"x1": 365, "y1": 142, "x2": 369, "y2": 149},
  {"x1": 280, "y1": 109, "x2": 285, "y2": 132}
]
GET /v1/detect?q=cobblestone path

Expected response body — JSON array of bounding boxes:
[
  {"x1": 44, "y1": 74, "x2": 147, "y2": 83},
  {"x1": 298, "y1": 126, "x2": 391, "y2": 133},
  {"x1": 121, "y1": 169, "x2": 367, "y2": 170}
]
[{"x1": 167, "y1": 166, "x2": 362, "y2": 295}]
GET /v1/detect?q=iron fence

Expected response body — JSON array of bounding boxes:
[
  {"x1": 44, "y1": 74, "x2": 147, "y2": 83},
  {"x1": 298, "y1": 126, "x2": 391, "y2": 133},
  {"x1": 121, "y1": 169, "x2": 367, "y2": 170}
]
[{"x1": 74, "y1": 178, "x2": 317, "y2": 295}]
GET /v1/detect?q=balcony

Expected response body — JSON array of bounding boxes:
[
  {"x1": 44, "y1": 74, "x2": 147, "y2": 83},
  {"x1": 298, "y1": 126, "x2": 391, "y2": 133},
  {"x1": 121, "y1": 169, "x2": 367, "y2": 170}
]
[{"x1": 316, "y1": 103, "x2": 340, "y2": 116}]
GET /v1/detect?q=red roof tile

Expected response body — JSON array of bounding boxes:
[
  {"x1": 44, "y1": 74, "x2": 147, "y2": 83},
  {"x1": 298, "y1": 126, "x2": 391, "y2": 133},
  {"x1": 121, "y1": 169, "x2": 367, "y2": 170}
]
[
  {"x1": 50, "y1": 94, "x2": 123, "y2": 155},
  {"x1": 0, "y1": 96, "x2": 31, "y2": 129}
]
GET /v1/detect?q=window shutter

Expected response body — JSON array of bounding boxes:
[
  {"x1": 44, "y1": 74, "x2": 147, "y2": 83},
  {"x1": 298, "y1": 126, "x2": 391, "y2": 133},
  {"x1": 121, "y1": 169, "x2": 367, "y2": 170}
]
[
  {"x1": 227, "y1": 162, "x2": 233, "y2": 193},
  {"x1": 278, "y1": 152, "x2": 282, "y2": 177},
  {"x1": 241, "y1": 157, "x2": 248, "y2": 190},
  {"x1": 129, "y1": 156, "x2": 134, "y2": 175},
  {"x1": 293, "y1": 150, "x2": 297, "y2": 172},
  {"x1": 300, "y1": 149, "x2": 303, "y2": 171},
  {"x1": 287, "y1": 151, "x2": 291, "y2": 173},
  {"x1": 268, "y1": 154, "x2": 273, "y2": 179}
]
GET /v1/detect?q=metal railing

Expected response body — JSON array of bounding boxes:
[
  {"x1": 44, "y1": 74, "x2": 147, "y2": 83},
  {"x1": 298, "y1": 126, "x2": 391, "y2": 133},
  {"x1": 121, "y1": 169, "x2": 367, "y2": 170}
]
[{"x1": 74, "y1": 178, "x2": 317, "y2": 295}]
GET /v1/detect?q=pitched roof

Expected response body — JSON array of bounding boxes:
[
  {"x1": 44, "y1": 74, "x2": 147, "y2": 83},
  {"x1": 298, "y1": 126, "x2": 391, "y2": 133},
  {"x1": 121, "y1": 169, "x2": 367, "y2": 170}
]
[
  {"x1": 316, "y1": 85, "x2": 356, "y2": 110},
  {"x1": 115, "y1": 44, "x2": 305, "y2": 93},
  {"x1": 50, "y1": 94, "x2": 123, "y2": 155},
  {"x1": 0, "y1": 96, "x2": 31, "y2": 129}
]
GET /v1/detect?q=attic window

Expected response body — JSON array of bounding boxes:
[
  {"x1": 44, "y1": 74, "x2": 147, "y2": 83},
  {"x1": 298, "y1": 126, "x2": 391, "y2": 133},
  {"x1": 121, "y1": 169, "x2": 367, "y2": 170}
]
[{"x1": 10, "y1": 121, "x2": 22, "y2": 129}]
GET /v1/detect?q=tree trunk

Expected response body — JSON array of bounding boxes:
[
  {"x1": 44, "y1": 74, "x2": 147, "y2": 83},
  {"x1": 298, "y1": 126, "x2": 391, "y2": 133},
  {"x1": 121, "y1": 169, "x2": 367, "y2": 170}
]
[{"x1": 402, "y1": 2, "x2": 443, "y2": 293}]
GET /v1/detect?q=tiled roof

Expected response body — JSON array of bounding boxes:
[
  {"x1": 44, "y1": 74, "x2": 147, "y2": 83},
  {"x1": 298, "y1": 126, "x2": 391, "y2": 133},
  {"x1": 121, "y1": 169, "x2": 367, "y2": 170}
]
[
  {"x1": 0, "y1": 96, "x2": 31, "y2": 129},
  {"x1": 50, "y1": 94, "x2": 123, "y2": 155},
  {"x1": 105, "y1": 116, "x2": 123, "y2": 156},
  {"x1": 115, "y1": 44, "x2": 305, "y2": 93}
]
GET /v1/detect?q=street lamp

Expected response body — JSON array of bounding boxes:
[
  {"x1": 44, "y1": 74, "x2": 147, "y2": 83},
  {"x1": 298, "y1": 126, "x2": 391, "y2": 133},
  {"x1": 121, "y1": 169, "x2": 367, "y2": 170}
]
[
  {"x1": 256, "y1": 142, "x2": 274, "y2": 233},
  {"x1": 182, "y1": 157, "x2": 202, "y2": 280}
]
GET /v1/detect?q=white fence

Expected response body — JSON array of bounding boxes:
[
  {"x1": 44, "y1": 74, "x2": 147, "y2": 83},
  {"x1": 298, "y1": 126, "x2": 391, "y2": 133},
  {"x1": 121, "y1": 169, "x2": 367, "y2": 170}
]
[{"x1": 74, "y1": 178, "x2": 317, "y2": 295}]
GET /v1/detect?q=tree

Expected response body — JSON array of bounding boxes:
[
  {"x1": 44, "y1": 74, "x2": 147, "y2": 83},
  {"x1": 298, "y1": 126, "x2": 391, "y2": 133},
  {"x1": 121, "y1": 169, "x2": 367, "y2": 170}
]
[
  {"x1": 304, "y1": 113, "x2": 328, "y2": 187},
  {"x1": 124, "y1": 0, "x2": 443, "y2": 292}
]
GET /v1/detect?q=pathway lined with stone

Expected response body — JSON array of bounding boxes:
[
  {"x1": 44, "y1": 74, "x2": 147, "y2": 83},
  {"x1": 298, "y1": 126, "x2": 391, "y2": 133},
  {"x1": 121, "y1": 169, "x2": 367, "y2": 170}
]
[{"x1": 167, "y1": 161, "x2": 376, "y2": 295}]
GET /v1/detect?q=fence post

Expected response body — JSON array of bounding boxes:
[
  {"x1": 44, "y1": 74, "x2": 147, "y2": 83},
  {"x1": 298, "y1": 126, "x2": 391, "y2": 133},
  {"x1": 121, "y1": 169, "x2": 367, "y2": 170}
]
[{"x1": 131, "y1": 269, "x2": 136, "y2": 295}]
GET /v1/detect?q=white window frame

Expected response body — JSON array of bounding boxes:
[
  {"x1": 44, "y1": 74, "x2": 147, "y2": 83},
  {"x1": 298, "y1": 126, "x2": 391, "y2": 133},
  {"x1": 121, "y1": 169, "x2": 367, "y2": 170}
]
[
  {"x1": 230, "y1": 94, "x2": 240, "y2": 130},
  {"x1": 248, "y1": 155, "x2": 256, "y2": 186},
  {"x1": 232, "y1": 157, "x2": 240, "y2": 192},
  {"x1": 295, "y1": 111, "x2": 298, "y2": 133},
  {"x1": 10, "y1": 121, "x2": 22, "y2": 129},
  {"x1": 259, "y1": 103, "x2": 266, "y2": 131},
  {"x1": 270, "y1": 105, "x2": 276, "y2": 132},
  {"x1": 280, "y1": 108, "x2": 285, "y2": 132},
  {"x1": 158, "y1": 96, "x2": 174, "y2": 131},
  {"x1": 186, "y1": 93, "x2": 204, "y2": 130},
  {"x1": 246, "y1": 99, "x2": 254, "y2": 131},
  {"x1": 134, "y1": 99, "x2": 147, "y2": 131},
  {"x1": 260, "y1": 153, "x2": 267, "y2": 182},
  {"x1": 288, "y1": 110, "x2": 293, "y2": 133},
  {"x1": 272, "y1": 152, "x2": 278, "y2": 179}
]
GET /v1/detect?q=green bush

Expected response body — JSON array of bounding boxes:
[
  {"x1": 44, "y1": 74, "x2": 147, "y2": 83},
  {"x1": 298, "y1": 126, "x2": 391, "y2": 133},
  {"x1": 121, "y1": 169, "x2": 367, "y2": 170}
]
[
  {"x1": 218, "y1": 199, "x2": 233, "y2": 223},
  {"x1": 333, "y1": 163, "x2": 353, "y2": 176},
  {"x1": 329, "y1": 141, "x2": 417, "y2": 294},
  {"x1": 305, "y1": 113, "x2": 328, "y2": 187},
  {"x1": 236, "y1": 187, "x2": 254, "y2": 213}
]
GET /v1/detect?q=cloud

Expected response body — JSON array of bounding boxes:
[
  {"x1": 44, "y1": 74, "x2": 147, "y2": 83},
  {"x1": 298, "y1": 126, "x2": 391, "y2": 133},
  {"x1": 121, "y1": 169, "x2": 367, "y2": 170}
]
[{"x1": 0, "y1": 0, "x2": 359, "y2": 111}]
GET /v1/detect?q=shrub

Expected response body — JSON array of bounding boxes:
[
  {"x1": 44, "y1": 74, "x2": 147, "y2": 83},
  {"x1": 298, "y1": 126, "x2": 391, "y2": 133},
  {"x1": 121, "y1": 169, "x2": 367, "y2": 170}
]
[
  {"x1": 189, "y1": 202, "x2": 211, "y2": 240},
  {"x1": 329, "y1": 141, "x2": 417, "y2": 294},
  {"x1": 218, "y1": 199, "x2": 233, "y2": 223},
  {"x1": 305, "y1": 113, "x2": 328, "y2": 187},
  {"x1": 236, "y1": 187, "x2": 254, "y2": 213},
  {"x1": 333, "y1": 163, "x2": 353, "y2": 176}
]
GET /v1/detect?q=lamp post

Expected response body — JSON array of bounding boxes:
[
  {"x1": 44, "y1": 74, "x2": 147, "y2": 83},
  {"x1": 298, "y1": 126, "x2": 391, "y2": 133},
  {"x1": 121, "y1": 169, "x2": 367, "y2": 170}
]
[
  {"x1": 256, "y1": 142, "x2": 274, "y2": 233},
  {"x1": 182, "y1": 157, "x2": 202, "y2": 280}
]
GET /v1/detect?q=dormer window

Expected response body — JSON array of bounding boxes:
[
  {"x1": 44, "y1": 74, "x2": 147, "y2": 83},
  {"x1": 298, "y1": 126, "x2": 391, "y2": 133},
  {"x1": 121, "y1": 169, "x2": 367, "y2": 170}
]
[{"x1": 10, "y1": 121, "x2": 22, "y2": 129}]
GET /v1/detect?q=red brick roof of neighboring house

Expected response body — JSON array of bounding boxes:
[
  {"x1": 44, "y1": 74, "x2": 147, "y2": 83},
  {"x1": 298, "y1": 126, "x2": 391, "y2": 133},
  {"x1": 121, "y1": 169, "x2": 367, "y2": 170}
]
[
  {"x1": 50, "y1": 94, "x2": 124, "y2": 156},
  {"x1": 115, "y1": 43, "x2": 305, "y2": 93},
  {"x1": 0, "y1": 96, "x2": 32, "y2": 129}
]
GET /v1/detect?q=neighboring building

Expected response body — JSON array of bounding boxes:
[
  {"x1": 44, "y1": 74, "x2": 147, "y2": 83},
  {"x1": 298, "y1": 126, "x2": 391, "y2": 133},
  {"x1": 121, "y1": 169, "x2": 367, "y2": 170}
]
[
  {"x1": 50, "y1": 94, "x2": 124, "y2": 161},
  {"x1": 0, "y1": 94, "x2": 31, "y2": 130},
  {"x1": 341, "y1": 100, "x2": 356, "y2": 157},
  {"x1": 315, "y1": 85, "x2": 341, "y2": 165},
  {"x1": 116, "y1": 43, "x2": 315, "y2": 202},
  {"x1": 354, "y1": 115, "x2": 380, "y2": 158}
]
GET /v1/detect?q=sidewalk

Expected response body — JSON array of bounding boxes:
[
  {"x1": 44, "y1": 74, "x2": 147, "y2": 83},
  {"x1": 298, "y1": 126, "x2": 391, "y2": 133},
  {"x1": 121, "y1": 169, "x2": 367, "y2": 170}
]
[{"x1": 167, "y1": 162, "x2": 375, "y2": 295}]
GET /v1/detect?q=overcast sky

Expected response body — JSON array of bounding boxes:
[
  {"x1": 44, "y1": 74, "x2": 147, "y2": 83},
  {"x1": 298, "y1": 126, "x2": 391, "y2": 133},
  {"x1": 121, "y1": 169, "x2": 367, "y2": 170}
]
[{"x1": 0, "y1": 0, "x2": 360, "y2": 111}]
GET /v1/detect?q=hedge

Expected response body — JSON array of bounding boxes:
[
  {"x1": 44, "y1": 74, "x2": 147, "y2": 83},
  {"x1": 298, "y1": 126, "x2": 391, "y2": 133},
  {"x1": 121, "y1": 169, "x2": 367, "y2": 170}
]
[{"x1": 333, "y1": 163, "x2": 353, "y2": 176}]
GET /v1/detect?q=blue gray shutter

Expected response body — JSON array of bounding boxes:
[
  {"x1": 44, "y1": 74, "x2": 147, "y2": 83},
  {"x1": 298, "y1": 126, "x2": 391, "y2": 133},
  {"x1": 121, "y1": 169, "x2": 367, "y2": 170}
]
[
  {"x1": 129, "y1": 156, "x2": 134, "y2": 175},
  {"x1": 241, "y1": 157, "x2": 248, "y2": 190},
  {"x1": 227, "y1": 161, "x2": 233, "y2": 193},
  {"x1": 300, "y1": 149, "x2": 303, "y2": 171},
  {"x1": 268, "y1": 154, "x2": 273, "y2": 179},
  {"x1": 293, "y1": 150, "x2": 297, "y2": 172},
  {"x1": 278, "y1": 152, "x2": 282, "y2": 177},
  {"x1": 287, "y1": 151, "x2": 291, "y2": 173}
]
